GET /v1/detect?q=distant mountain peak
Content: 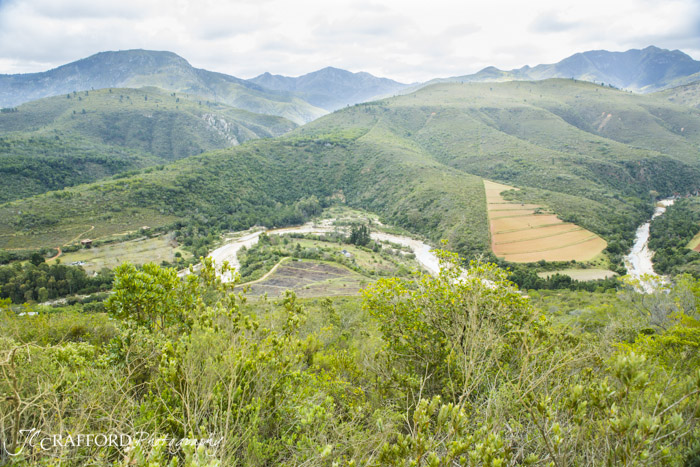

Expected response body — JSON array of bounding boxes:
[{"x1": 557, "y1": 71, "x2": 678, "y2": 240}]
[
  {"x1": 248, "y1": 66, "x2": 408, "y2": 111},
  {"x1": 0, "y1": 49, "x2": 330, "y2": 124},
  {"x1": 434, "y1": 45, "x2": 700, "y2": 93}
]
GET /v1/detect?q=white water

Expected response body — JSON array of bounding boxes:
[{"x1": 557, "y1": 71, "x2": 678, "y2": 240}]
[{"x1": 623, "y1": 198, "x2": 675, "y2": 292}]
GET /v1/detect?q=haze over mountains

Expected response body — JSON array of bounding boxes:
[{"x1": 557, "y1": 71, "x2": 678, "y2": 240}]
[
  {"x1": 1, "y1": 46, "x2": 700, "y2": 127},
  {"x1": 0, "y1": 50, "x2": 326, "y2": 124},
  {"x1": 431, "y1": 46, "x2": 700, "y2": 92},
  {"x1": 249, "y1": 67, "x2": 409, "y2": 111}
]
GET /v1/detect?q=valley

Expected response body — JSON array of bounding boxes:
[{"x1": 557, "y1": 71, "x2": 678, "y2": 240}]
[{"x1": 2, "y1": 45, "x2": 700, "y2": 466}]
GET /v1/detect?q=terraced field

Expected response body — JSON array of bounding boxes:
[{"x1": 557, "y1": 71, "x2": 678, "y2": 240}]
[
  {"x1": 245, "y1": 259, "x2": 366, "y2": 298},
  {"x1": 484, "y1": 180, "x2": 607, "y2": 262}
]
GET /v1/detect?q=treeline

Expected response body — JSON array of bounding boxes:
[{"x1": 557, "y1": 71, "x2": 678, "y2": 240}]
[
  {"x1": 0, "y1": 261, "x2": 113, "y2": 304},
  {"x1": 649, "y1": 198, "x2": 700, "y2": 276},
  {"x1": 507, "y1": 265, "x2": 619, "y2": 292}
]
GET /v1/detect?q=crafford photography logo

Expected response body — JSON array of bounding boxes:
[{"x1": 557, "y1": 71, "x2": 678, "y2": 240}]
[{"x1": 2, "y1": 429, "x2": 223, "y2": 457}]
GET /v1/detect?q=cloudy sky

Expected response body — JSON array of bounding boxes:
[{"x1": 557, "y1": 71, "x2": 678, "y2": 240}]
[{"x1": 0, "y1": 0, "x2": 698, "y2": 82}]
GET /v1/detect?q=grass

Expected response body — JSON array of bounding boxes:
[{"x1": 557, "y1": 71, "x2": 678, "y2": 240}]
[
  {"x1": 58, "y1": 234, "x2": 191, "y2": 273},
  {"x1": 484, "y1": 180, "x2": 607, "y2": 262},
  {"x1": 688, "y1": 231, "x2": 700, "y2": 251},
  {"x1": 537, "y1": 269, "x2": 617, "y2": 281}
]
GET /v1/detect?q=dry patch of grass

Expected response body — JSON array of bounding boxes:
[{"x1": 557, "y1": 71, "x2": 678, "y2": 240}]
[
  {"x1": 688, "y1": 231, "x2": 700, "y2": 252},
  {"x1": 59, "y1": 234, "x2": 189, "y2": 273},
  {"x1": 537, "y1": 268, "x2": 617, "y2": 281},
  {"x1": 484, "y1": 180, "x2": 607, "y2": 262}
]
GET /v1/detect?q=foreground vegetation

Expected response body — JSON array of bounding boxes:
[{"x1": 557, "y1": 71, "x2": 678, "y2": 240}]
[{"x1": 0, "y1": 253, "x2": 699, "y2": 465}]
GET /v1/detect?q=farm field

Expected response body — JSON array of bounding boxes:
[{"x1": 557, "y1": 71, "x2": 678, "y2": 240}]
[
  {"x1": 537, "y1": 268, "x2": 617, "y2": 281},
  {"x1": 484, "y1": 180, "x2": 607, "y2": 262},
  {"x1": 245, "y1": 259, "x2": 367, "y2": 298},
  {"x1": 0, "y1": 204, "x2": 177, "y2": 251},
  {"x1": 59, "y1": 234, "x2": 190, "y2": 273}
]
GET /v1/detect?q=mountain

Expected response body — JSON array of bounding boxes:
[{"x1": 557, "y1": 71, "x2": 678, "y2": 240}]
[
  {"x1": 249, "y1": 67, "x2": 409, "y2": 111},
  {"x1": 430, "y1": 46, "x2": 700, "y2": 93},
  {"x1": 0, "y1": 49, "x2": 326, "y2": 124},
  {"x1": 3, "y1": 79, "x2": 700, "y2": 264},
  {"x1": 0, "y1": 87, "x2": 296, "y2": 202}
]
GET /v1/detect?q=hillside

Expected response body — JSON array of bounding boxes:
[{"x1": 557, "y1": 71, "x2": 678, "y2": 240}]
[
  {"x1": 249, "y1": 67, "x2": 409, "y2": 111},
  {"x1": 658, "y1": 80, "x2": 700, "y2": 108},
  {"x1": 0, "y1": 87, "x2": 296, "y2": 202},
  {"x1": 0, "y1": 49, "x2": 326, "y2": 124},
  {"x1": 429, "y1": 46, "x2": 700, "y2": 92},
  {"x1": 2, "y1": 79, "x2": 700, "y2": 264}
]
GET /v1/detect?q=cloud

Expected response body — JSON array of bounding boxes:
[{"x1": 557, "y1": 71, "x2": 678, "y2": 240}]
[
  {"x1": 530, "y1": 12, "x2": 579, "y2": 33},
  {"x1": 0, "y1": 0, "x2": 697, "y2": 82}
]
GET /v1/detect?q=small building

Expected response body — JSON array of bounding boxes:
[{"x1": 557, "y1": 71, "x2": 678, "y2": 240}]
[
  {"x1": 341, "y1": 249, "x2": 353, "y2": 258},
  {"x1": 80, "y1": 239, "x2": 92, "y2": 247}
]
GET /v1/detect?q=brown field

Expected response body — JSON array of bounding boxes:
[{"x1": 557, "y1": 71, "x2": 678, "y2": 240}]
[
  {"x1": 245, "y1": 260, "x2": 367, "y2": 298},
  {"x1": 484, "y1": 181, "x2": 517, "y2": 202},
  {"x1": 537, "y1": 268, "x2": 617, "y2": 281},
  {"x1": 488, "y1": 209, "x2": 537, "y2": 218},
  {"x1": 494, "y1": 230, "x2": 600, "y2": 256},
  {"x1": 484, "y1": 180, "x2": 607, "y2": 263},
  {"x1": 494, "y1": 224, "x2": 584, "y2": 243},
  {"x1": 490, "y1": 214, "x2": 562, "y2": 232},
  {"x1": 499, "y1": 237, "x2": 608, "y2": 262}
]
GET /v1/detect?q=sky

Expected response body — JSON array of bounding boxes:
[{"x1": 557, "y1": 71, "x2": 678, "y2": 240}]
[{"x1": 0, "y1": 0, "x2": 698, "y2": 83}]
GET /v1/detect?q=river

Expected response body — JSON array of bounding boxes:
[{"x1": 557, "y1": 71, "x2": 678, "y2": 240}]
[
  {"x1": 181, "y1": 220, "x2": 443, "y2": 283},
  {"x1": 623, "y1": 198, "x2": 675, "y2": 292}
]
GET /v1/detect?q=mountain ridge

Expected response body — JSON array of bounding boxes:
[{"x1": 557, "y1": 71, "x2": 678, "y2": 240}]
[
  {"x1": 427, "y1": 46, "x2": 700, "y2": 93},
  {"x1": 0, "y1": 49, "x2": 326, "y2": 124},
  {"x1": 249, "y1": 66, "x2": 409, "y2": 111}
]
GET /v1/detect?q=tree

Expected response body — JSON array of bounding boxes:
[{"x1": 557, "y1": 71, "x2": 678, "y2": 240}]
[
  {"x1": 29, "y1": 252, "x2": 44, "y2": 266},
  {"x1": 349, "y1": 224, "x2": 370, "y2": 246}
]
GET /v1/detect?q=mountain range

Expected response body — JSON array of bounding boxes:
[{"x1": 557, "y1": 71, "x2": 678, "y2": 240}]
[
  {"x1": 422, "y1": 46, "x2": 700, "y2": 93},
  {"x1": 0, "y1": 50, "x2": 326, "y2": 124},
  {"x1": 1, "y1": 46, "x2": 700, "y2": 126},
  {"x1": 249, "y1": 67, "x2": 408, "y2": 111}
]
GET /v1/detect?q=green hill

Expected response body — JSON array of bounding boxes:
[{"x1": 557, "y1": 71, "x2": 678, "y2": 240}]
[
  {"x1": 657, "y1": 80, "x2": 700, "y2": 109},
  {"x1": 2, "y1": 79, "x2": 700, "y2": 264},
  {"x1": 0, "y1": 87, "x2": 296, "y2": 202}
]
